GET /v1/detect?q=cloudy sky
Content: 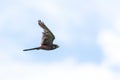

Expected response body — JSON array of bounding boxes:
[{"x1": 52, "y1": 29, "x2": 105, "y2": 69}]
[{"x1": 0, "y1": 0, "x2": 120, "y2": 80}]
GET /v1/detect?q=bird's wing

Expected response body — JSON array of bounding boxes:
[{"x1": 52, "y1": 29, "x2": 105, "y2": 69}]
[{"x1": 38, "y1": 20, "x2": 55, "y2": 46}]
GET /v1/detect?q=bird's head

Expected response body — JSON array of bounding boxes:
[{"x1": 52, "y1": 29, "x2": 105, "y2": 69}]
[{"x1": 52, "y1": 44, "x2": 59, "y2": 49}]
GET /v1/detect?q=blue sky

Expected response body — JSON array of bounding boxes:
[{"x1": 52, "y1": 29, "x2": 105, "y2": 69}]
[{"x1": 0, "y1": 0, "x2": 120, "y2": 80}]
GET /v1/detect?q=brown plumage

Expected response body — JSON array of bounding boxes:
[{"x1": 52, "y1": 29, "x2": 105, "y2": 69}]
[{"x1": 23, "y1": 20, "x2": 59, "y2": 51}]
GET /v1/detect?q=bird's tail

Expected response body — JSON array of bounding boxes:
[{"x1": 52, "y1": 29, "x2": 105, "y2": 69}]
[{"x1": 23, "y1": 47, "x2": 40, "y2": 51}]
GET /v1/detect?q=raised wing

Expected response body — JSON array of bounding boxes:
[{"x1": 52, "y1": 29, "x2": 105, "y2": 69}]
[{"x1": 38, "y1": 20, "x2": 55, "y2": 46}]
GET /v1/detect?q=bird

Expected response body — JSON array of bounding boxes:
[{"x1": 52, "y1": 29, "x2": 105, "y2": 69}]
[{"x1": 23, "y1": 20, "x2": 59, "y2": 51}]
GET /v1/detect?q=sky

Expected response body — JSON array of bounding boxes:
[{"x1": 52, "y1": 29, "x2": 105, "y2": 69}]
[{"x1": 0, "y1": 0, "x2": 120, "y2": 80}]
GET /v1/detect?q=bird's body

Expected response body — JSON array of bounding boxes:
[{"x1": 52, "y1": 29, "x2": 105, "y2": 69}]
[{"x1": 23, "y1": 20, "x2": 59, "y2": 51}]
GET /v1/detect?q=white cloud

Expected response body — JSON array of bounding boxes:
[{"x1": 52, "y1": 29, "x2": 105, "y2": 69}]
[
  {"x1": 0, "y1": 36, "x2": 23, "y2": 63},
  {"x1": 97, "y1": 19, "x2": 120, "y2": 79},
  {"x1": 98, "y1": 30, "x2": 120, "y2": 65},
  {"x1": 114, "y1": 17, "x2": 120, "y2": 32},
  {"x1": 96, "y1": 1, "x2": 120, "y2": 75},
  {"x1": 0, "y1": 58, "x2": 115, "y2": 80}
]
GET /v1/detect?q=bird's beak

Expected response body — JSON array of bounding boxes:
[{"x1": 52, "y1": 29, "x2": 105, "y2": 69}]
[{"x1": 57, "y1": 45, "x2": 59, "y2": 48}]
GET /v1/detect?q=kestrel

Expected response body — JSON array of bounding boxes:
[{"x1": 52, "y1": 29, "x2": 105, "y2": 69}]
[{"x1": 23, "y1": 20, "x2": 59, "y2": 51}]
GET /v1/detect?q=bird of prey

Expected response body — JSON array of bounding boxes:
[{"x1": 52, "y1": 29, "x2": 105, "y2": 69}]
[{"x1": 23, "y1": 20, "x2": 59, "y2": 51}]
